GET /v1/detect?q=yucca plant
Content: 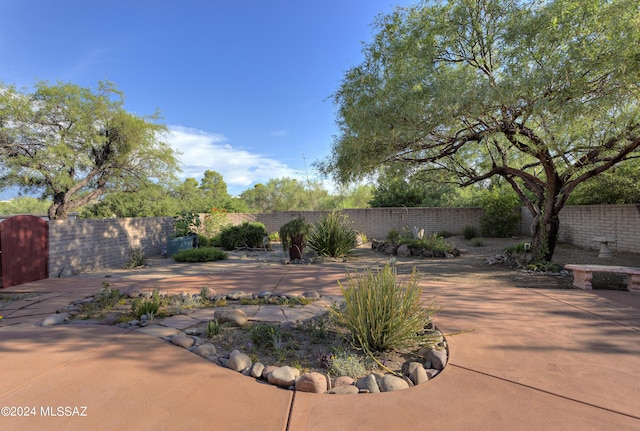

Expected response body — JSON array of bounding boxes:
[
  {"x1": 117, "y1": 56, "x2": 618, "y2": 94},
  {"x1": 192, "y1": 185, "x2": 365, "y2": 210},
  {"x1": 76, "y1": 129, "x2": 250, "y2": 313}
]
[
  {"x1": 331, "y1": 265, "x2": 437, "y2": 353},
  {"x1": 307, "y1": 211, "x2": 357, "y2": 258}
]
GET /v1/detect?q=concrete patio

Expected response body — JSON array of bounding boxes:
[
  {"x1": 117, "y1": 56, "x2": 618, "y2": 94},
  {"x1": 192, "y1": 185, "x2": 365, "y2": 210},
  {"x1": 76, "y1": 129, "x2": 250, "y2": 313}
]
[{"x1": 1, "y1": 263, "x2": 639, "y2": 430}]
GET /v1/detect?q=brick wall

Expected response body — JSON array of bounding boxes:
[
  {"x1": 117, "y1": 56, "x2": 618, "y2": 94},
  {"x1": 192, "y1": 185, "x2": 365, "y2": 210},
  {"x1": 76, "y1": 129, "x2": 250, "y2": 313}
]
[
  {"x1": 225, "y1": 207, "x2": 485, "y2": 240},
  {"x1": 46, "y1": 205, "x2": 639, "y2": 277},
  {"x1": 519, "y1": 204, "x2": 640, "y2": 254},
  {"x1": 48, "y1": 217, "x2": 172, "y2": 277}
]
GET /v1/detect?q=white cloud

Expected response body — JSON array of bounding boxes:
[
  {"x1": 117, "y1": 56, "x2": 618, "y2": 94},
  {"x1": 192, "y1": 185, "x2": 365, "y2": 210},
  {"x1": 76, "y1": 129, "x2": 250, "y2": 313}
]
[{"x1": 164, "y1": 126, "x2": 305, "y2": 195}]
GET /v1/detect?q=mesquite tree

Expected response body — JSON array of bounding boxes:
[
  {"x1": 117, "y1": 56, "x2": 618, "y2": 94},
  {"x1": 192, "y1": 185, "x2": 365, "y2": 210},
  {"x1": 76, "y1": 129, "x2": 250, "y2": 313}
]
[
  {"x1": 0, "y1": 80, "x2": 180, "y2": 219},
  {"x1": 319, "y1": 0, "x2": 640, "y2": 262}
]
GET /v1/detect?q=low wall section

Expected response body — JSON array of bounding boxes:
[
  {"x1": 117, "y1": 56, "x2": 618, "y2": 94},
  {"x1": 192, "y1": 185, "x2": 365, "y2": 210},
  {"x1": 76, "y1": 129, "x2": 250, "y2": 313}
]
[
  {"x1": 520, "y1": 204, "x2": 640, "y2": 254},
  {"x1": 48, "y1": 217, "x2": 172, "y2": 277},
  {"x1": 47, "y1": 205, "x2": 639, "y2": 277}
]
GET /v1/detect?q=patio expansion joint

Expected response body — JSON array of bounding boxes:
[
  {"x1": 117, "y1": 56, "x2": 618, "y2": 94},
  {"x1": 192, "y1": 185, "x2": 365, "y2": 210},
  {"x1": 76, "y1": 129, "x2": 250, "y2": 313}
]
[
  {"x1": 525, "y1": 287, "x2": 640, "y2": 333},
  {"x1": 449, "y1": 362, "x2": 640, "y2": 422}
]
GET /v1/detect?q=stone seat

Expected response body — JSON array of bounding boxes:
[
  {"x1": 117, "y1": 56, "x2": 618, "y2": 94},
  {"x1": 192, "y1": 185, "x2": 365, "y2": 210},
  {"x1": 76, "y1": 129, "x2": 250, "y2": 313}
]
[{"x1": 564, "y1": 264, "x2": 640, "y2": 292}]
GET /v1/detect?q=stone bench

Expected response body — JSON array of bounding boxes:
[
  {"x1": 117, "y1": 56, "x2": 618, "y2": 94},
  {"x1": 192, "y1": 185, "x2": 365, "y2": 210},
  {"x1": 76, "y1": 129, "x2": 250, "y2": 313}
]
[{"x1": 564, "y1": 264, "x2": 640, "y2": 292}]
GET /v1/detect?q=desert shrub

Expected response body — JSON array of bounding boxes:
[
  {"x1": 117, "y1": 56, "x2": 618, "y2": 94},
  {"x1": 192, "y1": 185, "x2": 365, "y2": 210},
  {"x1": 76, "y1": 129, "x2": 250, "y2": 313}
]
[
  {"x1": 307, "y1": 211, "x2": 357, "y2": 258},
  {"x1": 331, "y1": 265, "x2": 438, "y2": 353},
  {"x1": 172, "y1": 247, "x2": 228, "y2": 262},
  {"x1": 479, "y1": 188, "x2": 521, "y2": 237},
  {"x1": 201, "y1": 208, "x2": 231, "y2": 238},
  {"x1": 219, "y1": 222, "x2": 267, "y2": 249},
  {"x1": 436, "y1": 230, "x2": 454, "y2": 238},
  {"x1": 132, "y1": 292, "x2": 162, "y2": 319},
  {"x1": 462, "y1": 225, "x2": 477, "y2": 240},
  {"x1": 400, "y1": 232, "x2": 454, "y2": 254},
  {"x1": 124, "y1": 247, "x2": 146, "y2": 269},
  {"x1": 329, "y1": 350, "x2": 367, "y2": 378},
  {"x1": 386, "y1": 228, "x2": 401, "y2": 244},
  {"x1": 471, "y1": 238, "x2": 485, "y2": 247}
]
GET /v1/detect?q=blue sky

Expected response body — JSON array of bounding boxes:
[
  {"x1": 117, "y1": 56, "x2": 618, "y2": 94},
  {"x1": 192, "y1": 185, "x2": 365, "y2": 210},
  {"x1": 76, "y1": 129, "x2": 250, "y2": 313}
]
[{"x1": 0, "y1": 0, "x2": 414, "y2": 197}]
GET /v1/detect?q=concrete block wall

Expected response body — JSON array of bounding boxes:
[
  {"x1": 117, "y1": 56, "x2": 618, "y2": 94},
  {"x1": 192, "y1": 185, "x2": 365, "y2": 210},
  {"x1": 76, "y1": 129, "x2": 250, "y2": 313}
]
[
  {"x1": 48, "y1": 217, "x2": 172, "y2": 277},
  {"x1": 46, "y1": 205, "x2": 639, "y2": 277},
  {"x1": 226, "y1": 207, "x2": 484, "y2": 240}
]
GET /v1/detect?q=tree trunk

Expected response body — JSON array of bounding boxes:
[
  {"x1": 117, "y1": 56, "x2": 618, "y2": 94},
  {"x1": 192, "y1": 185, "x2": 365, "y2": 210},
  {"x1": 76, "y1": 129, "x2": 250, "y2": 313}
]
[{"x1": 530, "y1": 209, "x2": 560, "y2": 263}]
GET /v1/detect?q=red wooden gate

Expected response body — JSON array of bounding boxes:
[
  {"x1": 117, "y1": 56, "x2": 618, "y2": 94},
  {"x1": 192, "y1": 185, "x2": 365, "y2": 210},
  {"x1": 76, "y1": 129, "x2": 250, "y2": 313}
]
[{"x1": 0, "y1": 215, "x2": 49, "y2": 288}]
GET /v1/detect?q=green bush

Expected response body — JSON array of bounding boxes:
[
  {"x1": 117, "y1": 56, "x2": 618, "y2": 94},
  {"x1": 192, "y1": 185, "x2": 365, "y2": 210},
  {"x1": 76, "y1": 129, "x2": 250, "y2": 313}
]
[
  {"x1": 172, "y1": 247, "x2": 228, "y2": 262},
  {"x1": 400, "y1": 232, "x2": 454, "y2": 254},
  {"x1": 462, "y1": 225, "x2": 477, "y2": 240},
  {"x1": 307, "y1": 211, "x2": 357, "y2": 258},
  {"x1": 219, "y1": 222, "x2": 268, "y2": 249},
  {"x1": 479, "y1": 188, "x2": 521, "y2": 237},
  {"x1": 386, "y1": 228, "x2": 401, "y2": 244},
  {"x1": 331, "y1": 265, "x2": 438, "y2": 352},
  {"x1": 124, "y1": 247, "x2": 146, "y2": 269}
]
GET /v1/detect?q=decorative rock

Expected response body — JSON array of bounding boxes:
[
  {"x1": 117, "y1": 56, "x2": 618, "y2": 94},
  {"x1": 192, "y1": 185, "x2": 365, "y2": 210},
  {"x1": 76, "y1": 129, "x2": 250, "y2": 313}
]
[
  {"x1": 127, "y1": 286, "x2": 142, "y2": 298},
  {"x1": 410, "y1": 366, "x2": 429, "y2": 385},
  {"x1": 267, "y1": 366, "x2": 297, "y2": 388},
  {"x1": 250, "y1": 362, "x2": 265, "y2": 379},
  {"x1": 356, "y1": 374, "x2": 380, "y2": 393},
  {"x1": 216, "y1": 309, "x2": 248, "y2": 326},
  {"x1": 419, "y1": 348, "x2": 447, "y2": 370},
  {"x1": 203, "y1": 289, "x2": 217, "y2": 301},
  {"x1": 41, "y1": 313, "x2": 68, "y2": 326},
  {"x1": 397, "y1": 244, "x2": 411, "y2": 257},
  {"x1": 192, "y1": 343, "x2": 217, "y2": 358},
  {"x1": 332, "y1": 376, "x2": 354, "y2": 387},
  {"x1": 425, "y1": 369, "x2": 440, "y2": 379},
  {"x1": 402, "y1": 361, "x2": 423, "y2": 377},
  {"x1": 170, "y1": 334, "x2": 195, "y2": 349},
  {"x1": 226, "y1": 350, "x2": 252, "y2": 372},
  {"x1": 100, "y1": 315, "x2": 118, "y2": 326},
  {"x1": 257, "y1": 291, "x2": 272, "y2": 298},
  {"x1": 300, "y1": 291, "x2": 320, "y2": 300},
  {"x1": 295, "y1": 372, "x2": 328, "y2": 393},
  {"x1": 262, "y1": 365, "x2": 279, "y2": 380},
  {"x1": 227, "y1": 291, "x2": 252, "y2": 300},
  {"x1": 326, "y1": 385, "x2": 359, "y2": 395},
  {"x1": 379, "y1": 374, "x2": 410, "y2": 392}
]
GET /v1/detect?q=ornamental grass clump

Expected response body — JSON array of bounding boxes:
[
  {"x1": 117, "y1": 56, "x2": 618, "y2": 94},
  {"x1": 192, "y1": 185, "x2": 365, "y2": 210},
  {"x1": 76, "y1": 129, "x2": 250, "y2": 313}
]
[
  {"x1": 307, "y1": 211, "x2": 357, "y2": 258},
  {"x1": 331, "y1": 265, "x2": 437, "y2": 353}
]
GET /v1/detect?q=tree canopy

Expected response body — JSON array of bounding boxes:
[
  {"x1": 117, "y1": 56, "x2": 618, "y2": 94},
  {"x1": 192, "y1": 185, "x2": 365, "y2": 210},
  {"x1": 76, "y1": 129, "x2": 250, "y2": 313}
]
[
  {"x1": 319, "y1": 0, "x2": 640, "y2": 262},
  {"x1": 0, "y1": 80, "x2": 180, "y2": 219}
]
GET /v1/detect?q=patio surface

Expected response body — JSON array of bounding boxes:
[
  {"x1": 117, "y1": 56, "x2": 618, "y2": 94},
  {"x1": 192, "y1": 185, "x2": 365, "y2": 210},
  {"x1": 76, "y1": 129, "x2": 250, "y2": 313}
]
[{"x1": 1, "y1": 259, "x2": 640, "y2": 430}]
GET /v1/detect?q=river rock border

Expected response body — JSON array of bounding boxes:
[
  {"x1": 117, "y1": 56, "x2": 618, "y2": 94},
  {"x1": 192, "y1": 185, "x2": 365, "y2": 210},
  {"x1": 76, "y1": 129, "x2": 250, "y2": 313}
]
[{"x1": 55, "y1": 288, "x2": 448, "y2": 395}]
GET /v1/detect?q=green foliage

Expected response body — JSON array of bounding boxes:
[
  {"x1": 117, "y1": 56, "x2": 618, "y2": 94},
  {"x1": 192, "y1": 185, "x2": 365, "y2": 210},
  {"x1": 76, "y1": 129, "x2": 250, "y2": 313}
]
[
  {"x1": 0, "y1": 80, "x2": 179, "y2": 219},
  {"x1": 172, "y1": 211, "x2": 201, "y2": 237},
  {"x1": 219, "y1": 222, "x2": 268, "y2": 249},
  {"x1": 250, "y1": 323, "x2": 282, "y2": 351},
  {"x1": 400, "y1": 233, "x2": 454, "y2": 254},
  {"x1": 278, "y1": 217, "x2": 312, "y2": 252},
  {"x1": 318, "y1": 0, "x2": 640, "y2": 262},
  {"x1": 0, "y1": 197, "x2": 50, "y2": 215},
  {"x1": 94, "y1": 283, "x2": 123, "y2": 310},
  {"x1": 567, "y1": 160, "x2": 640, "y2": 205},
  {"x1": 307, "y1": 211, "x2": 357, "y2": 258},
  {"x1": 368, "y1": 167, "x2": 460, "y2": 208},
  {"x1": 132, "y1": 294, "x2": 162, "y2": 319},
  {"x1": 471, "y1": 238, "x2": 485, "y2": 247},
  {"x1": 201, "y1": 208, "x2": 231, "y2": 238},
  {"x1": 479, "y1": 188, "x2": 521, "y2": 238},
  {"x1": 172, "y1": 247, "x2": 228, "y2": 262},
  {"x1": 124, "y1": 247, "x2": 146, "y2": 269},
  {"x1": 386, "y1": 228, "x2": 401, "y2": 244},
  {"x1": 505, "y1": 242, "x2": 529, "y2": 254},
  {"x1": 331, "y1": 265, "x2": 437, "y2": 352},
  {"x1": 462, "y1": 225, "x2": 477, "y2": 240},
  {"x1": 206, "y1": 319, "x2": 221, "y2": 337},
  {"x1": 328, "y1": 350, "x2": 367, "y2": 379}
]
